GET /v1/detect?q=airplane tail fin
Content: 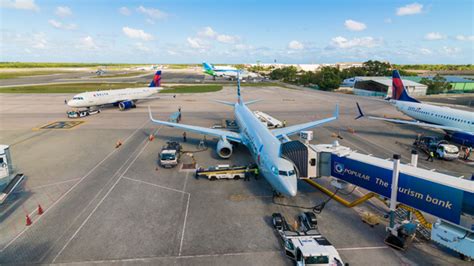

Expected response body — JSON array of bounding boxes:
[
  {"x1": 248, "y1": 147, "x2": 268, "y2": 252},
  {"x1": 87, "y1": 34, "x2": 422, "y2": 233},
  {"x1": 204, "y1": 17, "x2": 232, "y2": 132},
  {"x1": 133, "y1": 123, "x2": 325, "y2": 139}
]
[
  {"x1": 202, "y1": 62, "x2": 214, "y2": 71},
  {"x1": 391, "y1": 70, "x2": 419, "y2": 103},
  {"x1": 149, "y1": 70, "x2": 162, "y2": 87},
  {"x1": 237, "y1": 72, "x2": 243, "y2": 105}
]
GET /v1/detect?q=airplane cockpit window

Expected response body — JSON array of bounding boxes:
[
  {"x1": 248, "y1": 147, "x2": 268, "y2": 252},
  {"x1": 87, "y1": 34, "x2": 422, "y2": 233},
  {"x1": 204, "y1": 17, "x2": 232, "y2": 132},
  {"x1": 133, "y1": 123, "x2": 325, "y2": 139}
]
[
  {"x1": 278, "y1": 170, "x2": 288, "y2": 176},
  {"x1": 271, "y1": 165, "x2": 278, "y2": 175},
  {"x1": 288, "y1": 170, "x2": 296, "y2": 176}
]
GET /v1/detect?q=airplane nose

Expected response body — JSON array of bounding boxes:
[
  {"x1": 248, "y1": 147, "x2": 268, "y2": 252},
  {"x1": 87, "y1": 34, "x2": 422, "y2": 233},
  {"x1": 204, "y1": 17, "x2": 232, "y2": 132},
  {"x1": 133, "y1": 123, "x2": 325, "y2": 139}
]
[{"x1": 282, "y1": 177, "x2": 298, "y2": 197}]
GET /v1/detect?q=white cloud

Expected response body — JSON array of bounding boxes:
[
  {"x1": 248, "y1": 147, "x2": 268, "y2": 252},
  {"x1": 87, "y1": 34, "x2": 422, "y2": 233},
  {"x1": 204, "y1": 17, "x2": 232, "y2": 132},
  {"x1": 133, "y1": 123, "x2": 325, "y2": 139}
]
[
  {"x1": 330, "y1": 36, "x2": 381, "y2": 49},
  {"x1": 344, "y1": 19, "x2": 366, "y2": 31},
  {"x1": 133, "y1": 42, "x2": 150, "y2": 52},
  {"x1": 419, "y1": 48, "x2": 432, "y2": 55},
  {"x1": 456, "y1": 35, "x2": 474, "y2": 41},
  {"x1": 196, "y1": 26, "x2": 239, "y2": 44},
  {"x1": 198, "y1": 26, "x2": 217, "y2": 38},
  {"x1": 216, "y1": 34, "x2": 239, "y2": 44},
  {"x1": 122, "y1": 27, "x2": 154, "y2": 41},
  {"x1": 137, "y1": 5, "x2": 167, "y2": 20},
  {"x1": 32, "y1": 32, "x2": 47, "y2": 49},
  {"x1": 77, "y1": 36, "x2": 98, "y2": 50},
  {"x1": 1, "y1": 0, "x2": 39, "y2": 11},
  {"x1": 384, "y1": 18, "x2": 392, "y2": 23},
  {"x1": 48, "y1": 19, "x2": 76, "y2": 30},
  {"x1": 396, "y1": 3, "x2": 423, "y2": 16},
  {"x1": 118, "y1": 7, "x2": 131, "y2": 16},
  {"x1": 442, "y1": 46, "x2": 461, "y2": 55},
  {"x1": 55, "y1": 6, "x2": 72, "y2": 17},
  {"x1": 424, "y1": 32, "x2": 445, "y2": 41},
  {"x1": 186, "y1": 37, "x2": 207, "y2": 49},
  {"x1": 288, "y1": 40, "x2": 304, "y2": 50}
]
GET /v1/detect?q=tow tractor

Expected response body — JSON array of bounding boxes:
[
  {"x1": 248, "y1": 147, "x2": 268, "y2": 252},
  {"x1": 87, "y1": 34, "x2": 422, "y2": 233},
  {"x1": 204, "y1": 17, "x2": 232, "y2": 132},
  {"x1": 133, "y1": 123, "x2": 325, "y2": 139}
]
[
  {"x1": 413, "y1": 136, "x2": 459, "y2": 160},
  {"x1": 195, "y1": 164, "x2": 257, "y2": 180},
  {"x1": 272, "y1": 212, "x2": 346, "y2": 266},
  {"x1": 67, "y1": 109, "x2": 100, "y2": 118}
]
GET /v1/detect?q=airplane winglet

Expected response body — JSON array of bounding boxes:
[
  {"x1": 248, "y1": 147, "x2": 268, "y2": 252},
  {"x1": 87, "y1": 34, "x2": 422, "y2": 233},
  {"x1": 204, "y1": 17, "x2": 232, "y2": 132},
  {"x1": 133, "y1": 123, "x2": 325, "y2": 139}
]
[
  {"x1": 148, "y1": 106, "x2": 154, "y2": 121},
  {"x1": 334, "y1": 104, "x2": 339, "y2": 119},
  {"x1": 355, "y1": 102, "x2": 364, "y2": 120}
]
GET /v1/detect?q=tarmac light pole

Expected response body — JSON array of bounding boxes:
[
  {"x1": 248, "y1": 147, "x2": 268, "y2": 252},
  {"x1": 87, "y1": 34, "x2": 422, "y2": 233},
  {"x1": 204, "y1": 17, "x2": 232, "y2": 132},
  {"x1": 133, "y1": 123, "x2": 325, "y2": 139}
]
[{"x1": 388, "y1": 154, "x2": 401, "y2": 233}]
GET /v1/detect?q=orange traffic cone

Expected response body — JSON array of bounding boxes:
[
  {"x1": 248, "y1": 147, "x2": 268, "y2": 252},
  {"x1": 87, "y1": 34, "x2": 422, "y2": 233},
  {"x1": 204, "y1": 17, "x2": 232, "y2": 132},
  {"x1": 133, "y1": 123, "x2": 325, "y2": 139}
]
[
  {"x1": 115, "y1": 140, "x2": 122, "y2": 148},
  {"x1": 26, "y1": 214, "x2": 32, "y2": 226},
  {"x1": 38, "y1": 204, "x2": 44, "y2": 215},
  {"x1": 149, "y1": 134, "x2": 154, "y2": 141}
]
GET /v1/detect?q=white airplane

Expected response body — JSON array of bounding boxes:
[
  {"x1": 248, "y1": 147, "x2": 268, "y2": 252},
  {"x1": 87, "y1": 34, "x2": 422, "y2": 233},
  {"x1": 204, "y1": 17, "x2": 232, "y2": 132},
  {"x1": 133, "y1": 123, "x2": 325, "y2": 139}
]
[
  {"x1": 356, "y1": 70, "x2": 474, "y2": 147},
  {"x1": 68, "y1": 71, "x2": 170, "y2": 111},
  {"x1": 202, "y1": 62, "x2": 259, "y2": 80},
  {"x1": 149, "y1": 75, "x2": 338, "y2": 197}
]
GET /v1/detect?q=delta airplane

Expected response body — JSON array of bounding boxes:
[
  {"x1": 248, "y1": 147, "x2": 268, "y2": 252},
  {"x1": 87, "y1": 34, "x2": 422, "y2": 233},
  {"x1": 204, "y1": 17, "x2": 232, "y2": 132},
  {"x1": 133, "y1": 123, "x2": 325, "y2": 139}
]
[
  {"x1": 68, "y1": 71, "x2": 170, "y2": 111},
  {"x1": 202, "y1": 62, "x2": 259, "y2": 80},
  {"x1": 356, "y1": 70, "x2": 474, "y2": 147},
  {"x1": 149, "y1": 76, "x2": 338, "y2": 197}
]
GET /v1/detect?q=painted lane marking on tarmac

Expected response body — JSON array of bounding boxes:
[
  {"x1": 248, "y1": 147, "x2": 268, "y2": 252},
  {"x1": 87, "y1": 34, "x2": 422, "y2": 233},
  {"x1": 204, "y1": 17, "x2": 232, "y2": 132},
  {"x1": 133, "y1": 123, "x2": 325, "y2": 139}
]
[
  {"x1": 0, "y1": 119, "x2": 150, "y2": 253},
  {"x1": 36, "y1": 121, "x2": 85, "y2": 130},
  {"x1": 51, "y1": 126, "x2": 161, "y2": 263}
]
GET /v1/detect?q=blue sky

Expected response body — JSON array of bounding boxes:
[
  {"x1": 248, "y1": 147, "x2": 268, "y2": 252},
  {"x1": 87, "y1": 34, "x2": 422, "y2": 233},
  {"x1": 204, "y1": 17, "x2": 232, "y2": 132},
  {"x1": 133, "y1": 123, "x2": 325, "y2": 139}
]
[{"x1": 1, "y1": 0, "x2": 473, "y2": 64}]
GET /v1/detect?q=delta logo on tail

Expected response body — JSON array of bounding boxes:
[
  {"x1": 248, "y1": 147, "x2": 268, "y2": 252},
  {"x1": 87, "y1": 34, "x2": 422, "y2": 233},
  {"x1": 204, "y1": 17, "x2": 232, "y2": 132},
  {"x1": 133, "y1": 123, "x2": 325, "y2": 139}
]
[
  {"x1": 391, "y1": 70, "x2": 420, "y2": 103},
  {"x1": 149, "y1": 71, "x2": 162, "y2": 87}
]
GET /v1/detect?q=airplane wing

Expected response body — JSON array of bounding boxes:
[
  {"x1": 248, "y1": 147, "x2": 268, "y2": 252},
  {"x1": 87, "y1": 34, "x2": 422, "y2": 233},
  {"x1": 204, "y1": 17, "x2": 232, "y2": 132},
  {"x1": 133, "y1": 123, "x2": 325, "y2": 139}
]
[
  {"x1": 271, "y1": 105, "x2": 339, "y2": 138},
  {"x1": 355, "y1": 102, "x2": 462, "y2": 132},
  {"x1": 148, "y1": 107, "x2": 242, "y2": 143}
]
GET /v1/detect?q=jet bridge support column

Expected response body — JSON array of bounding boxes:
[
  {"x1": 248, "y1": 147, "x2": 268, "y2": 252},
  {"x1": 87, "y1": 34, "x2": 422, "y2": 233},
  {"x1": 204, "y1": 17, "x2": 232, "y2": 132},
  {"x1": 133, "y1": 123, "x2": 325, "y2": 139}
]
[{"x1": 388, "y1": 154, "x2": 401, "y2": 231}]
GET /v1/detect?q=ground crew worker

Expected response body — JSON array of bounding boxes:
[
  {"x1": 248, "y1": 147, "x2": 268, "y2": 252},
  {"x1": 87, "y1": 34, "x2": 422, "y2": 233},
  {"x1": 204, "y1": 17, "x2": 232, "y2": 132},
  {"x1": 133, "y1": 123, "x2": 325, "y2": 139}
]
[
  {"x1": 426, "y1": 150, "x2": 434, "y2": 162},
  {"x1": 282, "y1": 120, "x2": 287, "y2": 127},
  {"x1": 183, "y1": 132, "x2": 187, "y2": 142},
  {"x1": 244, "y1": 168, "x2": 250, "y2": 181},
  {"x1": 254, "y1": 167, "x2": 259, "y2": 180},
  {"x1": 464, "y1": 147, "x2": 471, "y2": 160}
]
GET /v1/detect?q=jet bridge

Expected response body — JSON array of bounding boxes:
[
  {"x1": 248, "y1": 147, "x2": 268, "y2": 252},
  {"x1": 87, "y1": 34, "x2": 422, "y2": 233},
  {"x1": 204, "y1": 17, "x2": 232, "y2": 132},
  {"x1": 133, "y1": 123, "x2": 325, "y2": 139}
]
[{"x1": 286, "y1": 140, "x2": 474, "y2": 259}]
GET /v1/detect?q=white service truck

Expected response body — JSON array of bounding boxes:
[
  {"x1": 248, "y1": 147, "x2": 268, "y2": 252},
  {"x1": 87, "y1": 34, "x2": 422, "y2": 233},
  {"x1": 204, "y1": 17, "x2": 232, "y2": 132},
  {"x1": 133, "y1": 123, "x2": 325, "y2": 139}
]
[
  {"x1": 272, "y1": 212, "x2": 346, "y2": 266},
  {"x1": 159, "y1": 141, "x2": 182, "y2": 168},
  {"x1": 254, "y1": 111, "x2": 283, "y2": 128}
]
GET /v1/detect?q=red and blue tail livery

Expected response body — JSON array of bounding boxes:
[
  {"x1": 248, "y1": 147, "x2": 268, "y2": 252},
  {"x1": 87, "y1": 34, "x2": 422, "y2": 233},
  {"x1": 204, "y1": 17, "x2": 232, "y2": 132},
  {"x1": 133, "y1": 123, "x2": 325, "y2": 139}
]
[
  {"x1": 391, "y1": 70, "x2": 419, "y2": 103},
  {"x1": 149, "y1": 71, "x2": 162, "y2": 87}
]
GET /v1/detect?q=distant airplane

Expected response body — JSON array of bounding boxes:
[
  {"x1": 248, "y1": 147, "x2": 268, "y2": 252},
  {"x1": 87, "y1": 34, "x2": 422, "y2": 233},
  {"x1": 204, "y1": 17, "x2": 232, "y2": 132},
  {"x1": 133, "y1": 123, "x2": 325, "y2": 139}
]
[
  {"x1": 356, "y1": 70, "x2": 474, "y2": 147},
  {"x1": 202, "y1": 62, "x2": 259, "y2": 80},
  {"x1": 68, "y1": 71, "x2": 171, "y2": 111},
  {"x1": 149, "y1": 74, "x2": 338, "y2": 197}
]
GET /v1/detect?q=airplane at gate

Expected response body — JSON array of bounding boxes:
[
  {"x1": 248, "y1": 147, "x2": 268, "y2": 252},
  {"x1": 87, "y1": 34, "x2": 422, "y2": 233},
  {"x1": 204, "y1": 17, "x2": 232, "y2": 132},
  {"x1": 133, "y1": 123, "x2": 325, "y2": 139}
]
[
  {"x1": 356, "y1": 70, "x2": 474, "y2": 147},
  {"x1": 67, "y1": 71, "x2": 169, "y2": 111},
  {"x1": 149, "y1": 75, "x2": 338, "y2": 197}
]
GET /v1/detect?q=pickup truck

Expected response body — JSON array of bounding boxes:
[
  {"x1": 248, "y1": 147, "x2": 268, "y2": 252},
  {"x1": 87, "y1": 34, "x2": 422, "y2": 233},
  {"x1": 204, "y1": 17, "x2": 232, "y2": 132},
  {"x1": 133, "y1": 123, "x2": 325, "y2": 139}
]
[
  {"x1": 159, "y1": 141, "x2": 182, "y2": 168},
  {"x1": 272, "y1": 212, "x2": 346, "y2": 266}
]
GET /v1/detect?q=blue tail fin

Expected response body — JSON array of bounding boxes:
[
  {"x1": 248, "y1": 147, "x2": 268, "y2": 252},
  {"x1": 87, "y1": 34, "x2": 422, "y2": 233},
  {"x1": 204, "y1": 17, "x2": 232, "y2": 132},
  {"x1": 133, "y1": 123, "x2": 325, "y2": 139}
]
[
  {"x1": 149, "y1": 71, "x2": 162, "y2": 87},
  {"x1": 202, "y1": 62, "x2": 214, "y2": 71},
  {"x1": 392, "y1": 70, "x2": 419, "y2": 103}
]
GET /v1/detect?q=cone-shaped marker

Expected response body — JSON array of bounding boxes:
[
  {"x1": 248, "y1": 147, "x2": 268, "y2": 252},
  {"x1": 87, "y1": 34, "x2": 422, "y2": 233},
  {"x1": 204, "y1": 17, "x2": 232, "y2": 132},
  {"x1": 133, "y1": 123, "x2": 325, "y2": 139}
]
[
  {"x1": 26, "y1": 214, "x2": 32, "y2": 226},
  {"x1": 38, "y1": 204, "x2": 44, "y2": 215}
]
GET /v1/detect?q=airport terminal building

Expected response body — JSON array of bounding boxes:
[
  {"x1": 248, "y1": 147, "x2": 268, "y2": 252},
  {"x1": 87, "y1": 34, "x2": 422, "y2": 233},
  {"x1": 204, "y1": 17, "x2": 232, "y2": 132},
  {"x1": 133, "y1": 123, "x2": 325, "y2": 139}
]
[{"x1": 353, "y1": 76, "x2": 428, "y2": 97}]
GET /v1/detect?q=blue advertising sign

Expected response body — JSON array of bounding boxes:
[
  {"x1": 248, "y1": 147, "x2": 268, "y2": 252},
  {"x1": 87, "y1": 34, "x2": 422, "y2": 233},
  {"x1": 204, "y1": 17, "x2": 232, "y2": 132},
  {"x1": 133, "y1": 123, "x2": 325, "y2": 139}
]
[{"x1": 331, "y1": 154, "x2": 463, "y2": 224}]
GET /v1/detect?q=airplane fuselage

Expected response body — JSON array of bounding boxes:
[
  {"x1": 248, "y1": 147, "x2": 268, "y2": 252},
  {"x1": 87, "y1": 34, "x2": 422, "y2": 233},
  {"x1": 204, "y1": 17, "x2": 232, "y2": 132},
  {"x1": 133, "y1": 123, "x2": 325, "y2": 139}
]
[
  {"x1": 393, "y1": 100, "x2": 474, "y2": 146},
  {"x1": 234, "y1": 103, "x2": 298, "y2": 197},
  {"x1": 68, "y1": 87, "x2": 161, "y2": 108}
]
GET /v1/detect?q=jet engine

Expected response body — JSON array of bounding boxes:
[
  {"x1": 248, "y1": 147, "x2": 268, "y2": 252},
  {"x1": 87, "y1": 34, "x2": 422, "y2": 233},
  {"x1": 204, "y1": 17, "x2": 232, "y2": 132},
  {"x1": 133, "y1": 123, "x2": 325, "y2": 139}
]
[
  {"x1": 118, "y1": 100, "x2": 136, "y2": 111},
  {"x1": 217, "y1": 138, "x2": 233, "y2": 159}
]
